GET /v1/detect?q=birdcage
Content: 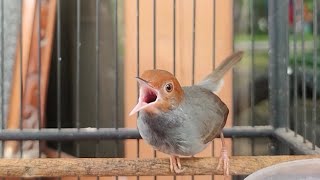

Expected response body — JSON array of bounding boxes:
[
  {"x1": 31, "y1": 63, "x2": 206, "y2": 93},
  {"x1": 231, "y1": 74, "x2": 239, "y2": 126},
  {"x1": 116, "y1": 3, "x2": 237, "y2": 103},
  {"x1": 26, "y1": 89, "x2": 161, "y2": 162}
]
[{"x1": 0, "y1": 0, "x2": 319, "y2": 180}]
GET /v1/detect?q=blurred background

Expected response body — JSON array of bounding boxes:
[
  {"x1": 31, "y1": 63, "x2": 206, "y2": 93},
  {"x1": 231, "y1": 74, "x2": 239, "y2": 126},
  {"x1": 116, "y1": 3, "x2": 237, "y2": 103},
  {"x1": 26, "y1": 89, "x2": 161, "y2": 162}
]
[{"x1": 0, "y1": 0, "x2": 319, "y2": 179}]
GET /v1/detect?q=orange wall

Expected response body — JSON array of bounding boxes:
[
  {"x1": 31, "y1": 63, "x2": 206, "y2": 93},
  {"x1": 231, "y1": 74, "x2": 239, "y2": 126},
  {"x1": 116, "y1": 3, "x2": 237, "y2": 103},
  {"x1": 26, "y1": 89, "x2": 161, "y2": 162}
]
[{"x1": 124, "y1": 0, "x2": 234, "y2": 179}]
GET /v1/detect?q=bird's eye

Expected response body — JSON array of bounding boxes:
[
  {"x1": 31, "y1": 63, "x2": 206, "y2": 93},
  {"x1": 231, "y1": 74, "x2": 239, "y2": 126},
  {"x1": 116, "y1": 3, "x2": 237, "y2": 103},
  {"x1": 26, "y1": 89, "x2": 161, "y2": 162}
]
[{"x1": 165, "y1": 83, "x2": 173, "y2": 92}]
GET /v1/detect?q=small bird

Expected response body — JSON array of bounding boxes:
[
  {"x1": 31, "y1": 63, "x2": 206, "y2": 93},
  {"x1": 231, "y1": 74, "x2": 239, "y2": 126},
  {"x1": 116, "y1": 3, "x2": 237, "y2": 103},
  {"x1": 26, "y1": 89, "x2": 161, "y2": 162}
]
[{"x1": 130, "y1": 51, "x2": 244, "y2": 176}]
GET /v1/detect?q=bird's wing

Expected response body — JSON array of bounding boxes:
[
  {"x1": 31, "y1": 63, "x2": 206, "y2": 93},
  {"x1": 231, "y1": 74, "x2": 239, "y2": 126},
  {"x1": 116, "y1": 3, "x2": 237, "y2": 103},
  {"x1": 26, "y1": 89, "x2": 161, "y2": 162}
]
[
  {"x1": 182, "y1": 87, "x2": 229, "y2": 144},
  {"x1": 196, "y1": 51, "x2": 244, "y2": 93},
  {"x1": 200, "y1": 94, "x2": 229, "y2": 144}
]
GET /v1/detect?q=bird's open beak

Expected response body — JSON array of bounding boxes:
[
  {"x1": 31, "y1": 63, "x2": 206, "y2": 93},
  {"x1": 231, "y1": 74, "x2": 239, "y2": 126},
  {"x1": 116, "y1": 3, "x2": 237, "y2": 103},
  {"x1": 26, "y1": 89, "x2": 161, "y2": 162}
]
[{"x1": 129, "y1": 77, "x2": 159, "y2": 116}]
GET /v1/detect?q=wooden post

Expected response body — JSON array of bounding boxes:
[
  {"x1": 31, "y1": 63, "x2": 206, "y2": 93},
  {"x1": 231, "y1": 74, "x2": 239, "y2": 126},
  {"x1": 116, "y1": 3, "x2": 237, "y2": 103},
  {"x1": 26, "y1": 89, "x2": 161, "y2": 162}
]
[{"x1": 4, "y1": 0, "x2": 36, "y2": 158}]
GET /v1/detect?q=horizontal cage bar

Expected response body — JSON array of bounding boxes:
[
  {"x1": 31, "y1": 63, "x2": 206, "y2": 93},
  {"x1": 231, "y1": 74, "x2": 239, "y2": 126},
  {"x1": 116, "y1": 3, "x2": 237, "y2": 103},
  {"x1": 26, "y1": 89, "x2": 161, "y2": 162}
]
[{"x1": 0, "y1": 126, "x2": 274, "y2": 141}]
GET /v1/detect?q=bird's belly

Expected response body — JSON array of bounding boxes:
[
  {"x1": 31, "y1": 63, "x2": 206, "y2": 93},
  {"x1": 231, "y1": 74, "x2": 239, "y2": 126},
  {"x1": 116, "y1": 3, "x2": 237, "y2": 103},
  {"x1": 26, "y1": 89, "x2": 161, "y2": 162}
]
[{"x1": 137, "y1": 115, "x2": 208, "y2": 156}]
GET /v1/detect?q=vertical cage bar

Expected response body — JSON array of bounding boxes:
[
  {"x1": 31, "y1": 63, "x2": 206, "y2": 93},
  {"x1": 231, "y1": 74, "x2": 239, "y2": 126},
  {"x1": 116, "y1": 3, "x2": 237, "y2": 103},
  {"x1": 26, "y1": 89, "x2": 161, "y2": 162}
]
[
  {"x1": 95, "y1": 0, "x2": 100, "y2": 160},
  {"x1": 95, "y1": 0, "x2": 100, "y2": 131},
  {"x1": 37, "y1": 0, "x2": 41, "y2": 160},
  {"x1": 57, "y1": 0, "x2": 62, "y2": 157},
  {"x1": 212, "y1": 0, "x2": 215, "y2": 70},
  {"x1": 191, "y1": 1, "x2": 196, "y2": 179},
  {"x1": 1, "y1": 0, "x2": 4, "y2": 158},
  {"x1": 301, "y1": 0, "x2": 307, "y2": 143},
  {"x1": 268, "y1": 0, "x2": 289, "y2": 128},
  {"x1": 136, "y1": 1, "x2": 140, "y2": 179},
  {"x1": 249, "y1": 0, "x2": 255, "y2": 155},
  {"x1": 173, "y1": 1, "x2": 176, "y2": 179},
  {"x1": 191, "y1": 0, "x2": 196, "y2": 85},
  {"x1": 95, "y1": 2, "x2": 100, "y2": 180},
  {"x1": 37, "y1": 0, "x2": 41, "y2": 131},
  {"x1": 76, "y1": 0, "x2": 81, "y2": 157},
  {"x1": 114, "y1": 0, "x2": 119, "y2": 178},
  {"x1": 114, "y1": 0, "x2": 118, "y2": 127},
  {"x1": 312, "y1": 0, "x2": 318, "y2": 149},
  {"x1": 152, "y1": 1, "x2": 157, "y2": 178},
  {"x1": 114, "y1": 0, "x2": 119, "y2": 162},
  {"x1": 293, "y1": 0, "x2": 298, "y2": 136},
  {"x1": 20, "y1": 0, "x2": 23, "y2": 158},
  {"x1": 136, "y1": 0, "x2": 140, "y2": 100},
  {"x1": 249, "y1": 0, "x2": 255, "y2": 124},
  {"x1": 211, "y1": 1, "x2": 215, "y2": 180},
  {"x1": 286, "y1": 0, "x2": 290, "y2": 133},
  {"x1": 153, "y1": 0, "x2": 156, "y2": 69},
  {"x1": 173, "y1": 0, "x2": 176, "y2": 76}
]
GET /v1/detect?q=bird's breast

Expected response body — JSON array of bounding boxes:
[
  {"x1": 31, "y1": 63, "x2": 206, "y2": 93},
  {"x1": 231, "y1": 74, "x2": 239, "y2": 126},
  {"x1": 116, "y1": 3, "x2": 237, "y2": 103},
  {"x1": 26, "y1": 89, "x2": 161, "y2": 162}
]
[
  {"x1": 137, "y1": 111, "x2": 207, "y2": 156},
  {"x1": 137, "y1": 111, "x2": 181, "y2": 142}
]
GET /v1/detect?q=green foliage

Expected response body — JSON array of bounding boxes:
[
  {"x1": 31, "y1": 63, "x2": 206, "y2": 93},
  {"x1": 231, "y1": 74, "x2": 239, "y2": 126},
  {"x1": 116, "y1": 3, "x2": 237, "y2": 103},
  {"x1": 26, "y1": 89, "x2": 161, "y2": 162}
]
[{"x1": 289, "y1": 51, "x2": 320, "y2": 69}]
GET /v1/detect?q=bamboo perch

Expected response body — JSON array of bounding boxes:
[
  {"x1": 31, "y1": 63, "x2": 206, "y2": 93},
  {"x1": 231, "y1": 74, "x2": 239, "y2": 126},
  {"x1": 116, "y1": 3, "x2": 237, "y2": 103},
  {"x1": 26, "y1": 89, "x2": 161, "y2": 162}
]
[{"x1": 0, "y1": 156, "x2": 319, "y2": 177}]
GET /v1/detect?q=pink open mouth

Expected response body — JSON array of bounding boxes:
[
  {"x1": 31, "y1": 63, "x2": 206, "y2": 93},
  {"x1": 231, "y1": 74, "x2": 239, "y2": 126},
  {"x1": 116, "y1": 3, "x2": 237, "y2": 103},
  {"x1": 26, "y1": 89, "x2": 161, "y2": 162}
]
[
  {"x1": 129, "y1": 78, "x2": 159, "y2": 115},
  {"x1": 142, "y1": 87, "x2": 157, "y2": 104}
]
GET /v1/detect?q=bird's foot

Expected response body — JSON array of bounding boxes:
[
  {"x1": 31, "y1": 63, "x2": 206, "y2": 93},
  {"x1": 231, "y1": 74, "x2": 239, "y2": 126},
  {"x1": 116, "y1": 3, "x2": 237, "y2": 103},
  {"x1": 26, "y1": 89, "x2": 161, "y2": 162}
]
[
  {"x1": 216, "y1": 146, "x2": 229, "y2": 176},
  {"x1": 170, "y1": 155, "x2": 185, "y2": 173}
]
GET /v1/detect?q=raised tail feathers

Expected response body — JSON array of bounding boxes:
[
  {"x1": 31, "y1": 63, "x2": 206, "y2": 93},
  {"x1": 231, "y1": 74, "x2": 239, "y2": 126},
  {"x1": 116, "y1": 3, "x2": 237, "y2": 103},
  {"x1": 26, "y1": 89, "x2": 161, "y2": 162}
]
[{"x1": 197, "y1": 51, "x2": 244, "y2": 92}]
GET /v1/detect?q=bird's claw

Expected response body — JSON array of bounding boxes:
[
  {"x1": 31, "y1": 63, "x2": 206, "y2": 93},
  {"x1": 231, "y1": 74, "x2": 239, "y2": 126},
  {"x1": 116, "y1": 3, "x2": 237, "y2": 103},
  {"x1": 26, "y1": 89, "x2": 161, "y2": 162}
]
[
  {"x1": 170, "y1": 156, "x2": 185, "y2": 174},
  {"x1": 216, "y1": 147, "x2": 230, "y2": 176},
  {"x1": 172, "y1": 166, "x2": 185, "y2": 173}
]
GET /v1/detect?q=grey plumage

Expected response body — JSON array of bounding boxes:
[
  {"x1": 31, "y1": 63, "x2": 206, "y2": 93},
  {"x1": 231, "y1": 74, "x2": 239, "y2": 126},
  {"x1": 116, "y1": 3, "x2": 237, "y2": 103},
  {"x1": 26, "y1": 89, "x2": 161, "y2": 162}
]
[{"x1": 138, "y1": 86, "x2": 228, "y2": 156}]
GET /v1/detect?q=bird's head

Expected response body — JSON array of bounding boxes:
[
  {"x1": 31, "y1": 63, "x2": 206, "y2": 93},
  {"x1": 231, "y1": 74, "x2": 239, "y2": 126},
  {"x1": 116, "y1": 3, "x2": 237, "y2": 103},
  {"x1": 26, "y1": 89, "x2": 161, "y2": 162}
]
[{"x1": 129, "y1": 69, "x2": 184, "y2": 115}]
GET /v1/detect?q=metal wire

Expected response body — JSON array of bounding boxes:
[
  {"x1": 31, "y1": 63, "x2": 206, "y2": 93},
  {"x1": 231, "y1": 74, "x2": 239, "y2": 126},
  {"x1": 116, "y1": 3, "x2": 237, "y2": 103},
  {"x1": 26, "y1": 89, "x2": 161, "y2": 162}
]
[
  {"x1": 212, "y1": 0, "x2": 215, "y2": 69},
  {"x1": 95, "y1": 0, "x2": 100, "y2": 161},
  {"x1": 192, "y1": 1, "x2": 196, "y2": 179},
  {"x1": 301, "y1": 0, "x2": 307, "y2": 143},
  {"x1": 76, "y1": 0, "x2": 81, "y2": 157},
  {"x1": 312, "y1": 0, "x2": 318, "y2": 150},
  {"x1": 211, "y1": 1, "x2": 215, "y2": 179},
  {"x1": 114, "y1": 0, "x2": 120, "y2": 157},
  {"x1": 19, "y1": 0, "x2": 23, "y2": 158},
  {"x1": 114, "y1": 0, "x2": 118, "y2": 130},
  {"x1": 95, "y1": 0, "x2": 100, "y2": 132},
  {"x1": 173, "y1": 0, "x2": 176, "y2": 75},
  {"x1": 136, "y1": 0, "x2": 140, "y2": 101},
  {"x1": 249, "y1": 0, "x2": 255, "y2": 155},
  {"x1": 286, "y1": 0, "x2": 290, "y2": 133},
  {"x1": 152, "y1": 1, "x2": 157, "y2": 179},
  {"x1": 1, "y1": 0, "x2": 4, "y2": 158},
  {"x1": 173, "y1": 1, "x2": 176, "y2": 180},
  {"x1": 114, "y1": 3, "x2": 120, "y2": 179},
  {"x1": 37, "y1": 0, "x2": 41, "y2": 131},
  {"x1": 136, "y1": 1, "x2": 140, "y2": 179},
  {"x1": 191, "y1": 0, "x2": 196, "y2": 85},
  {"x1": 153, "y1": 0, "x2": 156, "y2": 70},
  {"x1": 37, "y1": 0, "x2": 41, "y2": 159},
  {"x1": 57, "y1": 0, "x2": 62, "y2": 157},
  {"x1": 293, "y1": 0, "x2": 298, "y2": 137}
]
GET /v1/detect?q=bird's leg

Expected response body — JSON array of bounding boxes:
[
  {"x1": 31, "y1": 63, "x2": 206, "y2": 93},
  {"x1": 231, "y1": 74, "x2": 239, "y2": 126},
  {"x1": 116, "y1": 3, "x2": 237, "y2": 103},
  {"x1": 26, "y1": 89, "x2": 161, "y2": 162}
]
[
  {"x1": 216, "y1": 132, "x2": 229, "y2": 176},
  {"x1": 169, "y1": 155, "x2": 174, "y2": 172},
  {"x1": 176, "y1": 156, "x2": 182, "y2": 169},
  {"x1": 169, "y1": 155, "x2": 184, "y2": 173}
]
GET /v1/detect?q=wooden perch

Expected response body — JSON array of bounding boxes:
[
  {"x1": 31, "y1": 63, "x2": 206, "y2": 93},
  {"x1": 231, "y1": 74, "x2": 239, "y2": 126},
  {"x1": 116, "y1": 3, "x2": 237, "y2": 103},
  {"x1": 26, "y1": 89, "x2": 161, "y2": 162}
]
[{"x1": 0, "y1": 155, "x2": 319, "y2": 177}]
